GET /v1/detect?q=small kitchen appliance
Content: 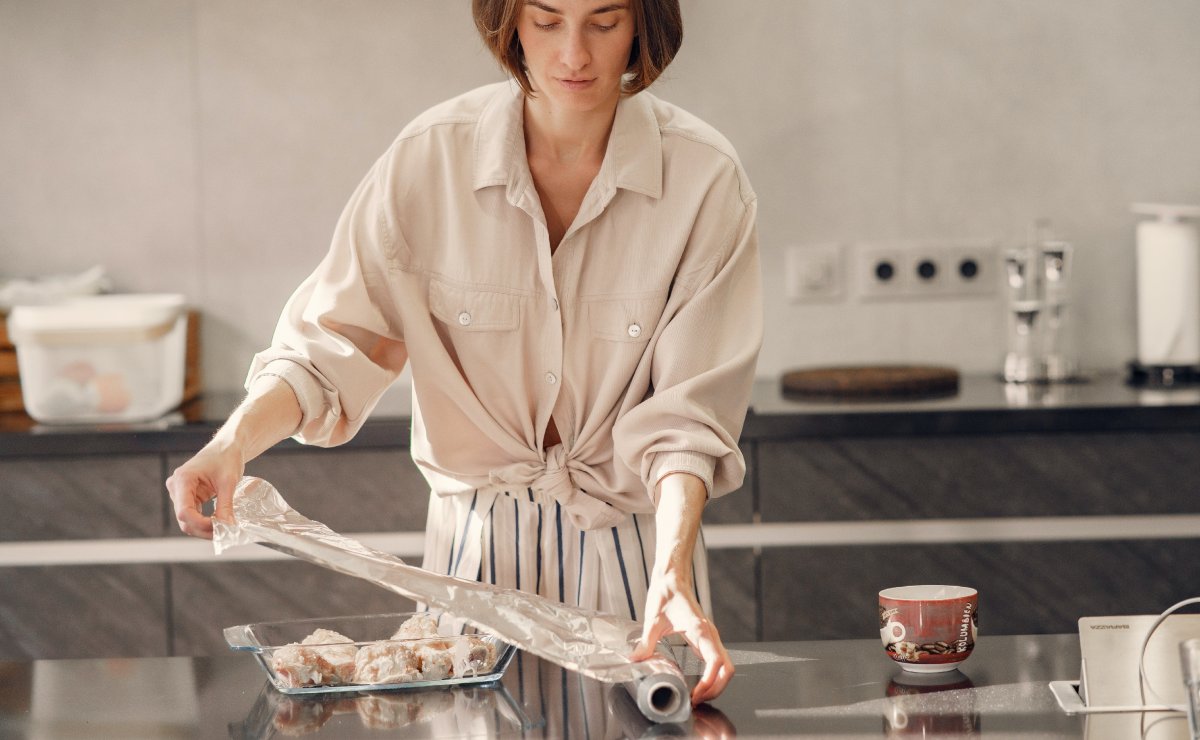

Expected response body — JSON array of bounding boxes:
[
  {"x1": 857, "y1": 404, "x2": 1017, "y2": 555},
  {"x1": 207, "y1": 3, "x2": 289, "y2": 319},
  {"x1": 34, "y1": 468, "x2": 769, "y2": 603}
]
[{"x1": 1002, "y1": 220, "x2": 1079, "y2": 383}]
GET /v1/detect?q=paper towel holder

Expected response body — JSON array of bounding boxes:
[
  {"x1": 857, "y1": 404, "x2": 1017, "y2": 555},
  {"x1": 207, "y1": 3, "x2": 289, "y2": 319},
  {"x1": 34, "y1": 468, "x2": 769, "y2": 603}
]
[{"x1": 1128, "y1": 203, "x2": 1200, "y2": 388}]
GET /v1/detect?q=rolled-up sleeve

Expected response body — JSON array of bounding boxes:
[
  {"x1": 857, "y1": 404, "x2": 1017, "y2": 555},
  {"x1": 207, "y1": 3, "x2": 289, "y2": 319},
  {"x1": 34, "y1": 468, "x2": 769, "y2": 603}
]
[
  {"x1": 613, "y1": 195, "x2": 763, "y2": 505},
  {"x1": 245, "y1": 152, "x2": 408, "y2": 447}
]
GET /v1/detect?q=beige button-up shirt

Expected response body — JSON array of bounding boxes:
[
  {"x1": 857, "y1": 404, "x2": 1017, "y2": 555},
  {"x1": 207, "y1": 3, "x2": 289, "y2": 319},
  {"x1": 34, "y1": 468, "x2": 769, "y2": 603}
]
[{"x1": 248, "y1": 82, "x2": 762, "y2": 530}]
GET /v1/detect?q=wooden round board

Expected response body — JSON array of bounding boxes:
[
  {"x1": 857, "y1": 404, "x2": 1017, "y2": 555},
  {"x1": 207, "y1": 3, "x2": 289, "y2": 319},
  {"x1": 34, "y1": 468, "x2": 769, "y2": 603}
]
[{"x1": 781, "y1": 365, "x2": 960, "y2": 399}]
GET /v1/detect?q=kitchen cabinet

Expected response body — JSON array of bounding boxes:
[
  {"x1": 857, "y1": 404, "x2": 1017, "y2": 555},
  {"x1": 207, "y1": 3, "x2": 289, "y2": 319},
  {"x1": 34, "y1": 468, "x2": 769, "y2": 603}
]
[
  {"x1": 164, "y1": 447, "x2": 432, "y2": 536},
  {"x1": 0, "y1": 455, "x2": 163, "y2": 540},
  {"x1": 3, "y1": 373, "x2": 1198, "y2": 658},
  {"x1": 0, "y1": 456, "x2": 168, "y2": 658},
  {"x1": 761, "y1": 539, "x2": 1200, "y2": 640},
  {"x1": 0, "y1": 565, "x2": 168, "y2": 659},
  {"x1": 169, "y1": 562, "x2": 417, "y2": 656},
  {"x1": 0, "y1": 438, "x2": 757, "y2": 658},
  {"x1": 753, "y1": 427, "x2": 1200, "y2": 639}
]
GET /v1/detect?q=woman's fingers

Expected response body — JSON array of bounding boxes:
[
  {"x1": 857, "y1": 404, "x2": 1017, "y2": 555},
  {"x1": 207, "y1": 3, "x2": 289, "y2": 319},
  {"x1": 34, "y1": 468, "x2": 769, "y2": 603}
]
[
  {"x1": 633, "y1": 576, "x2": 735, "y2": 703},
  {"x1": 166, "y1": 469, "x2": 216, "y2": 539},
  {"x1": 693, "y1": 659, "x2": 734, "y2": 705},
  {"x1": 213, "y1": 484, "x2": 235, "y2": 524},
  {"x1": 165, "y1": 448, "x2": 244, "y2": 540},
  {"x1": 686, "y1": 621, "x2": 734, "y2": 705},
  {"x1": 633, "y1": 603, "x2": 735, "y2": 703}
]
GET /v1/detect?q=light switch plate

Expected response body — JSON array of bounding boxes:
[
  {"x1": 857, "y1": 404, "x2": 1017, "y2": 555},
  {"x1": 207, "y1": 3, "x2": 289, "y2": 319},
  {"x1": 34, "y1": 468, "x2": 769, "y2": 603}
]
[{"x1": 786, "y1": 243, "x2": 844, "y2": 303}]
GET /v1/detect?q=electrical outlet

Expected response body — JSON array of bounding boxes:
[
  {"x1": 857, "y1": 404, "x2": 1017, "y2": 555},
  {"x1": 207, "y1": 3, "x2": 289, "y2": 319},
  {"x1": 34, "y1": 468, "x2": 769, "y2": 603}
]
[
  {"x1": 856, "y1": 244, "x2": 910, "y2": 300},
  {"x1": 786, "y1": 243, "x2": 844, "y2": 303},
  {"x1": 910, "y1": 246, "x2": 948, "y2": 293},
  {"x1": 943, "y1": 242, "x2": 999, "y2": 297},
  {"x1": 855, "y1": 241, "x2": 999, "y2": 301}
]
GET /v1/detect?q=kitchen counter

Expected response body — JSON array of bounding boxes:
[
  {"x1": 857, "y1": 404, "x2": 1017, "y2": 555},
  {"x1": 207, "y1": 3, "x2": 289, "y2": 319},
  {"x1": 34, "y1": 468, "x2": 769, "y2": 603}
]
[
  {"x1": 0, "y1": 633, "x2": 1136, "y2": 739},
  {"x1": 3, "y1": 371, "x2": 1200, "y2": 457},
  {"x1": 750, "y1": 369, "x2": 1200, "y2": 438}
]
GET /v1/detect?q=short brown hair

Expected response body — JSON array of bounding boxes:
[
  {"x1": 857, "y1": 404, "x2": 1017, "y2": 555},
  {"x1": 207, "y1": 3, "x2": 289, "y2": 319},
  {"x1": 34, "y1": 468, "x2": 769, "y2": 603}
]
[{"x1": 472, "y1": 0, "x2": 683, "y2": 96}]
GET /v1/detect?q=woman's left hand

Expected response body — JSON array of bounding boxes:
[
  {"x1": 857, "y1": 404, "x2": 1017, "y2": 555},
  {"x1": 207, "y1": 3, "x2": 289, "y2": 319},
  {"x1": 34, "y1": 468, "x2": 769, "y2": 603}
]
[{"x1": 630, "y1": 567, "x2": 734, "y2": 705}]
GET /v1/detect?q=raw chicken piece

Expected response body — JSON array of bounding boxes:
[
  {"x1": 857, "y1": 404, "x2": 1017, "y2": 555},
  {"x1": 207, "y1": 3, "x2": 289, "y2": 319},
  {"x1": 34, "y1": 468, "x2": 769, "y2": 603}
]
[
  {"x1": 270, "y1": 628, "x2": 357, "y2": 688},
  {"x1": 271, "y1": 644, "x2": 328, "y2": 689},
  {"x1": 391, "y1": 613, "x2": 440, "y2": 640},
  {"x1": 354, "y1": 641, "x2": 421, "y2": 684},
  {"x1": 301, "y1": 629, "x2": 358, "y2": 684},
  {"x1": 453, "y1": 636, "x2": 498, "y2": 676},
  {"x1": 414, "y1": 639, "x2": 456, "y2": 680}
]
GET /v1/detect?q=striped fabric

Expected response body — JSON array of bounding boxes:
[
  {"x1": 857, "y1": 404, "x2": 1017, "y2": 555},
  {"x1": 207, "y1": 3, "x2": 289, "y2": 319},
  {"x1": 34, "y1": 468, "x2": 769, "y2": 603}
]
[{"x1": 421, "y1": 489, "x2": 711, "y2": 631}]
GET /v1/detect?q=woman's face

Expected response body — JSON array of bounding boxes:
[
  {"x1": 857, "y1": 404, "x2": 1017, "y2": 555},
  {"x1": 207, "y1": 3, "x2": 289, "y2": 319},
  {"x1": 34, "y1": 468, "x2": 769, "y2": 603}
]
[{"x1": 516, "y1": 1, "x2": 636, "y2": 114}]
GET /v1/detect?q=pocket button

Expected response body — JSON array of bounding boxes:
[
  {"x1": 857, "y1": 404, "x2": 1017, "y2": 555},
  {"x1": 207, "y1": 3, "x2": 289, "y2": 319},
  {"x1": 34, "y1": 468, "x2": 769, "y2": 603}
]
[
  {"x1": 627, "y1": 323, "x2": 642, "y2": 339},
  {"x1": 458, "y1": 311, "x2": 472, "y2": 327}
]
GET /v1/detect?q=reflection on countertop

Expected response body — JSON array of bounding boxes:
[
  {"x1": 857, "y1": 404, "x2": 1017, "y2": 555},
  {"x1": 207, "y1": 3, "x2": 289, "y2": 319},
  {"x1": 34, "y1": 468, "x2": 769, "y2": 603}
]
[{"x1": 0, "y1": 635, "x2": 1098, "y2": 739}]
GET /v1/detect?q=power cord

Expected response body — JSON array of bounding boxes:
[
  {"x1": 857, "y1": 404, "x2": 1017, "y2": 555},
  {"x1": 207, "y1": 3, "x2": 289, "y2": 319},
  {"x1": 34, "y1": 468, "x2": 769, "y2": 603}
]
[{"x1": 1136, "y1": 596, "x2": 1200, "y2": 714}]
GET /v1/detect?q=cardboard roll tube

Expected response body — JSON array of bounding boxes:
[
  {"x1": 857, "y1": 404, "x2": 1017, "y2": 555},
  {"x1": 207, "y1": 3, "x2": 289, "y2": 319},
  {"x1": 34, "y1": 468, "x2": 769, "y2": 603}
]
[{"x1": 619, "y1": 668, "x2": 690, "y2": 725}]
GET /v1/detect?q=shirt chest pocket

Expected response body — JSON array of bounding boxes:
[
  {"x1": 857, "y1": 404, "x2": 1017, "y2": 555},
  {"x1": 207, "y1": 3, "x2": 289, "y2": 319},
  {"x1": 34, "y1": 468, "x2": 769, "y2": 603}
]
[
  {"x1": 585, "y1": 295, "x2": 664, "y2": 344},
  {"x1": 429, "y1": 278, "x2": 521, "y2": 332}
]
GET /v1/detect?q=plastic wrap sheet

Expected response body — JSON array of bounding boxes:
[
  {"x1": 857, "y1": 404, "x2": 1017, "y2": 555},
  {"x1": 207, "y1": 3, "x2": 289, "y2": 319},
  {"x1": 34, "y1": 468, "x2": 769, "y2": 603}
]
[{"x1": 214, "y1": 477, "x2": 690, "y2": 724}]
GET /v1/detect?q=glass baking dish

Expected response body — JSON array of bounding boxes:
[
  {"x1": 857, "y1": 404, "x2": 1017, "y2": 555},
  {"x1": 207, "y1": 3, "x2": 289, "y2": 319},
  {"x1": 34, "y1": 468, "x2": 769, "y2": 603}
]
[{"x1": 224, "y1": 611, "x2": 516, "y2": 695}]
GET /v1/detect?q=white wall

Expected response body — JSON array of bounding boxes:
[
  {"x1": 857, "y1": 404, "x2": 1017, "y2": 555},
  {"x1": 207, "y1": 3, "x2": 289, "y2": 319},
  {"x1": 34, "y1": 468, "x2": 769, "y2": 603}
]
[{"x1": 2, "y1": 0, "x2": 1199, "y2": 394}]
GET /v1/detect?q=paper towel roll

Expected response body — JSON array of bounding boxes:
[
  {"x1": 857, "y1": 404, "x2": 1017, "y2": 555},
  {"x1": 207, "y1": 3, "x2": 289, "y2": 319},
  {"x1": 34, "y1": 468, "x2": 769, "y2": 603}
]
[{"x1": 1134, "y1": 204, "x2": 1200, "y2": 366}]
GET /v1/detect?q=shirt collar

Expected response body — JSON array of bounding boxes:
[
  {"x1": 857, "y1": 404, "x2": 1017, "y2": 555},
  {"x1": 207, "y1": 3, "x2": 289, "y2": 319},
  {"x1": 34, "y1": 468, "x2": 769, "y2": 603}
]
[{"x1": 473, "y1": 82, "x2": 663, "y2": 201}]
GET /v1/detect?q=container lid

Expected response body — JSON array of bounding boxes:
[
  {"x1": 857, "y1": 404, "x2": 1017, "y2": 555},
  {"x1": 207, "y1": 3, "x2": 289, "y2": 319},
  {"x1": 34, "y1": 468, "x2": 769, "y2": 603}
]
[
  {"x1": 1131, "y1": 203, "x2": 1200, "y2": 223},
  {"x1": 8, "y1": 294, "x2": 185, "y2": 344}
]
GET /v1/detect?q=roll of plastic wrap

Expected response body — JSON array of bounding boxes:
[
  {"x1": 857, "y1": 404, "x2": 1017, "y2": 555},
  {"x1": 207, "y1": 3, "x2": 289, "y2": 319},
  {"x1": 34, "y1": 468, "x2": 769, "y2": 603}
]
[
  {"x1": 1133, "y1": 203, "x2": 1200, "y2": 366},
  {"x1": 622, "y1": 668, "x2": 691, "y2": 725},
  {"x1": 608, "y1": 684, "x2": 689, "y2": 736}
]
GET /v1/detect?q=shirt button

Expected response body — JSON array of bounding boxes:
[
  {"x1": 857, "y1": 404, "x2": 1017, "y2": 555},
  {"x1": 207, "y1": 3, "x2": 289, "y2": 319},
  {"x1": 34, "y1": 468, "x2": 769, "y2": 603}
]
[
  {"x1": 627, "y1": 323, "x2": 642, "y2": 338},
  {"x1": 545, "y1": 372, "x2": 558, "y2": 385},
  {"x1": 551, "y1": 298, "x2": 559, "y2": 312},
  {"x1": 457, "y1": 311, "x2": 472, "y2": 327}
]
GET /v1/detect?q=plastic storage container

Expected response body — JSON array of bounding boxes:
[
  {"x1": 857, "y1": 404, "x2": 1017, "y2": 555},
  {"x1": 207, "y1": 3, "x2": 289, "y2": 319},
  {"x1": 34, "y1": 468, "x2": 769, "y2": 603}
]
[{"x1": 7, "y1": 294, "x2": 187, "y2": 423}]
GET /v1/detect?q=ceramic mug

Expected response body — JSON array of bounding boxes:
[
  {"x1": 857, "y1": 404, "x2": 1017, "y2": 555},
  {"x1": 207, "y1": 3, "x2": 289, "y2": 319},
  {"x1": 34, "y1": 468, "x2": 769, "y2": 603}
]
[{"x1": 879, "y1": 585, "x2": 978, "y2": 673}]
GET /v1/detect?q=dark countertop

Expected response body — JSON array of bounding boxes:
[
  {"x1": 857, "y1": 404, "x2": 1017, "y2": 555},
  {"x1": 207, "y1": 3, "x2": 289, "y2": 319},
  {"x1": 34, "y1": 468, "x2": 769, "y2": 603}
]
[
  {"x1": 0, "y1": 634, "x2": 1120, "y2": 739},
  {"x1": 3, "y1": 371, "x2": 1200, "y2": 458},
  {"x1": 750, "y1": 370, "x2": 1200, "y2": 438}
]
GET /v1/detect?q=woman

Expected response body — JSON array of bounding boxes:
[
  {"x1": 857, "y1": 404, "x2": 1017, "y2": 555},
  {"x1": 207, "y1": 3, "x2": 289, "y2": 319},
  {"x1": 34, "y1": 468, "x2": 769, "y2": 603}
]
[{"x1": 167, "y1": 0, "x2": 760, "y2": 705}]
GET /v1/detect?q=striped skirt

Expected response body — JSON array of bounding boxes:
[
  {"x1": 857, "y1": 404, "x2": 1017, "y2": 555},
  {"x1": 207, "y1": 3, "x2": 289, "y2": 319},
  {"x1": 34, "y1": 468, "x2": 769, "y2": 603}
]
[{"x1": 421, "y1": 488, "x2": 712, "y2": 626}]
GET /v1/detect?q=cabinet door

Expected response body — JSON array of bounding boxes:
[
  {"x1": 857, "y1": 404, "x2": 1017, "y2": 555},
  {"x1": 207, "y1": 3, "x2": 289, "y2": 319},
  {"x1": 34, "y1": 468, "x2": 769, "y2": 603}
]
[
  {"x1": 701, "y1": 442, "x2": 757, "y2": 642},
  {"x1": 165, "y1": 447, "x2": 430, "y2": 535},
  {"x1": 755, "y1": 432, "x2": 1200, "y2": 639},
  {"x1": 706, "y1": 548, "x2": 757, "y2": 643},
  {"x1": 170, "y1": 562, "x2": 418, "y2": 656},
  {"x1": 0, "y1": 455, "x2": 164, "y2": 540},
  {"x1": 758, "y1": 432, "x2": 1200, "y2": 521},
  {"x1": 0, "y1": 456, "x2": 169, "y2": 659},
  {"x1": 762, "y1": 539, "x2": 1200, "y2": 640},
  {"x1": 0, "y1": 565, "x2": 168, "y2": 659}
]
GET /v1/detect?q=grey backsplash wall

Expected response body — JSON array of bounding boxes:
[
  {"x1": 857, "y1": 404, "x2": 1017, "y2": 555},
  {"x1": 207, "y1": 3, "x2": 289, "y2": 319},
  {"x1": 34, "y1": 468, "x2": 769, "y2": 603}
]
[{"x1": 2, "y1": 1, "x2": 1199, "y2": 396}]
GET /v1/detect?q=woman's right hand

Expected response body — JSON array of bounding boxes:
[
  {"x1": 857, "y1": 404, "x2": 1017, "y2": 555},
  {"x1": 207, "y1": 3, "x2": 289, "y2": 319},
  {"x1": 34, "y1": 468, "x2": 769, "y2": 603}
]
[{"x1": 166, "y1": 443, "x2": 244, "y2": 539}]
